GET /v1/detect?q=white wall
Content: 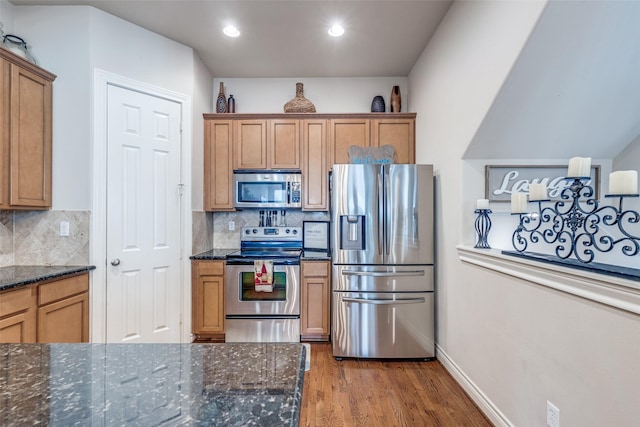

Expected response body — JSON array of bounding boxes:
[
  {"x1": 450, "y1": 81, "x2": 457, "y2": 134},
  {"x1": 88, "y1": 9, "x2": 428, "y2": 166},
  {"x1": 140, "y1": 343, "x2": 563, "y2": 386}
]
[
  {"x1": 191, "y1": 53, "x2": 213, "y2": 211},
  {"x1": 212, "y1": 77, "x2": 407, "y2": 114},
  {"x1": 410, "y1": 1, "x2": 640, "y2": 426},
  {"x1": 13, "y1": 5, "x2": 202, "y2": 210}
]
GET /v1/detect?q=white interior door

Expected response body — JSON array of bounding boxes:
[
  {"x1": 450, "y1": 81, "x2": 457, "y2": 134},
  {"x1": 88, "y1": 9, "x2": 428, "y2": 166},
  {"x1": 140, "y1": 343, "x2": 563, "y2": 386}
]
[{"x1": 106, "y1": 84, "x2": 182, "y2": 343}]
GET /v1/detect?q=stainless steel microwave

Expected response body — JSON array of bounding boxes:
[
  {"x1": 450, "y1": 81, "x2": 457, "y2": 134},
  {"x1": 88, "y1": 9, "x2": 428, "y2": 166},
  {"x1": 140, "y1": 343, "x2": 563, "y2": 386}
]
[{"x1": 233, "y1": 171, "x2": 302, "y2": 209}]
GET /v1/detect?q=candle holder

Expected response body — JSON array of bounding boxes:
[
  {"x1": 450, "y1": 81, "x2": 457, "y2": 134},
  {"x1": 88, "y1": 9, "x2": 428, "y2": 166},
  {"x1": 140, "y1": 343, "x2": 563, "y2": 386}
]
[
  {"x1": 474, "y1": 209, "x2": 492, "y2": 249},
  {"x1": 511, "y1": 177, "x2": 640, "y2": 263}
]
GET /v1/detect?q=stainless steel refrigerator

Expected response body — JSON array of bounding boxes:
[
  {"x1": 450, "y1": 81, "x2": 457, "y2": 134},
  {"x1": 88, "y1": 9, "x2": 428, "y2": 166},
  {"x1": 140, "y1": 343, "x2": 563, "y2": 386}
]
[{"x1": 331, "y1": 164, "x2": 435, "y2": 359}]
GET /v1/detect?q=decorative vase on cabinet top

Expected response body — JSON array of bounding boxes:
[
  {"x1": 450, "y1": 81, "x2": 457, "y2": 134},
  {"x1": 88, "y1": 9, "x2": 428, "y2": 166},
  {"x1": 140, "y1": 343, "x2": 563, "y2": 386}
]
[
  {"x1": 216, "y1": 82, "x2": 227, "y2": 113},
  {"x1": 284, "y1": 82, "x2": 316, "y2": 113},
  {"x1": 371, "y1": 95, "x2": 385, "y2": 112},
  {"x1": 228, "y1": 95, "x2": 236, "y2": 113},
  {"x1": 390, "y1": 85, "x2": 401, "y2": 112}
]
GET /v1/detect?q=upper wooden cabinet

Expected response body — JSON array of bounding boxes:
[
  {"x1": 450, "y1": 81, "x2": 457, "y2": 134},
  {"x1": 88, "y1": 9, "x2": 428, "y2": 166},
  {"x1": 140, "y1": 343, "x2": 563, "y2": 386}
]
[
  {"x1": 270, "y1": 119, "x2": 301, "y2": 169},
  {"x1": 328, "y1": 118, "x2": 370, "y2": 166},
  {"x1": 301, "y1": 119, "x2": 328, "y2": 211},
  {"x1": 204, "y1": 119, "x2": 234, "y2": 211},
  {"x1": 203, "y1": 113, "x2": 415, "y2": 211},
  {"x1": 234, "y1": 119, "x2": 300, "y2": 170},
  {"x1": 371, "y1": 118, "x2": 415, "y2": 164},
  {"x1": 0, "y1": 48, "x2": 56, "y2": 210},
  {"x1": 235, "y1": 119, "x2": 268, "y2": 169}
]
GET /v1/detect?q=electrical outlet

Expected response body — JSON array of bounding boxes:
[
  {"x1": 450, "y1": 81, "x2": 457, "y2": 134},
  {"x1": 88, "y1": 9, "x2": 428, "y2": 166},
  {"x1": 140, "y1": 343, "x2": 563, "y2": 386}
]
[
  {"x1": 59, "y1": 221, "x2": 70, "y2": 237},
  {"x1": 228, "y1": 220, "x2": 235, "y2": 231},
  {"x1": 547, "y1": 400, "x2": 560, "y2": 427}
]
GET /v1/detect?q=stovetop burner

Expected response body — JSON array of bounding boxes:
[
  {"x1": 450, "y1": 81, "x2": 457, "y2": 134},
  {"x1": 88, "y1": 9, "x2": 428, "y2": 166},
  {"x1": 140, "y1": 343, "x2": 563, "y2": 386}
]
[{"x1": 226, "y1": 226, "x2": 303, "y2": 264}]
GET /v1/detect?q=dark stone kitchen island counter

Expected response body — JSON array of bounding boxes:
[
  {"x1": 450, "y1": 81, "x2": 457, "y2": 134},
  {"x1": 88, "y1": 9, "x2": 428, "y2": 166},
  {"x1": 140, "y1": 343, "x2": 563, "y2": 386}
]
[{"x1": 0, "y1": 342, "x2": 306, "y2": 426}]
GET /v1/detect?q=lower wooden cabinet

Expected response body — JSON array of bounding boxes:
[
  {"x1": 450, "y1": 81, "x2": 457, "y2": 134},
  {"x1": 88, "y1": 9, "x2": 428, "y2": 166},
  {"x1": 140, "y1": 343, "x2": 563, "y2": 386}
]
[
  {"x1": 0, "y1": 272, "x2": 89, "y2": 343},
  {"x1": 300, "y1": 260, "x2": 331, "y2": 342},
  {"x1": 0, "y1": 286, "x2": 36, "y2": 343},
  {"x1": 37, "y1": 273, "x2": 89, "y2": 343},
  {"x1": 192, "y1": 260, "x2": 225, "y2": 342}
]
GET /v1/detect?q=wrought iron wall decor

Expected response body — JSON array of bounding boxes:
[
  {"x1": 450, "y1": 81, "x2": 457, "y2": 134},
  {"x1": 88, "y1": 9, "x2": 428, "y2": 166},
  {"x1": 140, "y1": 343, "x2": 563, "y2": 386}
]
[{"x1": 511, "y1": 177, "x2": 640, "y2": 263}]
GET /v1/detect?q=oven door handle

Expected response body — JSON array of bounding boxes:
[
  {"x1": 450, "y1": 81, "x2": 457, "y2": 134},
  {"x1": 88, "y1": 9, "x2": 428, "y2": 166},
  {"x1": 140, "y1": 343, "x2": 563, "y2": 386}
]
[
  {"x1": 342, "y1": 297, "x2": 426, "y2": 305},
  {"x1": 226, "y1": 315, "x2": 299, "y2": 319}
]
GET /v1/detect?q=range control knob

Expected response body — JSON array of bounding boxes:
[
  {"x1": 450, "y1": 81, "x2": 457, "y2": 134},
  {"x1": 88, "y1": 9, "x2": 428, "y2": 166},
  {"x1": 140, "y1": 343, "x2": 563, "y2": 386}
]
[
  {"x1": 245, "y1": 229, "x2": 251, "y2": 235},
  {"x1": 252, "y1": 229, "x2": 258, "y2": 234},
  {"x1": 292, "y1": 229, "x2": 298, "y2": 235},
  {"x1": 285, "y1": 229, "x2": 290, "y2": 234}
]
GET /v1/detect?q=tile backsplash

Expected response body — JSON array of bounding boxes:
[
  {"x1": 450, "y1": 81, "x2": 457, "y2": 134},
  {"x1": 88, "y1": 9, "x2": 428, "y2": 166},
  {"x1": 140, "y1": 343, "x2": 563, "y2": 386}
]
[
  {"x1": 212, "y1": 210, "x2": 329, "y2": 249},
  {"x1": 0, "y1": 210, "x2": 90, "y2": 267}
]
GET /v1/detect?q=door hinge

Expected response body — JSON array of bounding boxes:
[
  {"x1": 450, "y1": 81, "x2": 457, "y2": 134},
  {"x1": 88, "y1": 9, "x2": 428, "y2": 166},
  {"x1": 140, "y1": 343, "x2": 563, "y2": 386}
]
[{"x1": 178, "y1": 183, "x2": 185, "y2": 197}]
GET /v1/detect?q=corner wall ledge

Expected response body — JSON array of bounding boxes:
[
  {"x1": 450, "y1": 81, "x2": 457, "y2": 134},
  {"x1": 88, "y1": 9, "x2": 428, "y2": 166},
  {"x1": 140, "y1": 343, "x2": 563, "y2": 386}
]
[{"x1": 457, "y1": 246, "x2": 640, "y2": 316}]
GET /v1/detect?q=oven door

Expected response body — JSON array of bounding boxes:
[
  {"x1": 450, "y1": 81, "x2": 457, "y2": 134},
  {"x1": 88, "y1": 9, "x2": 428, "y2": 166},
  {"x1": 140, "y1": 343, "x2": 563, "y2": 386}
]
[{"x1": 225, "y1": 262, "x2": 300, "y2": 316}]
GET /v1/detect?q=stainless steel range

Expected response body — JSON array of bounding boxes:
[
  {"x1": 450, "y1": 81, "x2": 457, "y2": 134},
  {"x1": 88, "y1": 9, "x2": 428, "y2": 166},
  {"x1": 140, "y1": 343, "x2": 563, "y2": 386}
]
[{"x1": 225, "y1": 226, "x2": 302, "y2": 343}]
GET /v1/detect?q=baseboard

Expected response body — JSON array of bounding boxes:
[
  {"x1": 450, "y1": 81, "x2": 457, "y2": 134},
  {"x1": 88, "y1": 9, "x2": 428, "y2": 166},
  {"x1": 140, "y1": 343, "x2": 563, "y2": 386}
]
[{"x1": 436, "y1": 344, "x2": 513, "y2": 427}]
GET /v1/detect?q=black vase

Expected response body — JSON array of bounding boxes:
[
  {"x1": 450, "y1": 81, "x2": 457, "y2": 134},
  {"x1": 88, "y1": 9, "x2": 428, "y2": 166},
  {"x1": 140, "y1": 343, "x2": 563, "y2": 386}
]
[{"x1": 371, "y1": 95, "x2": 385, "y2": 112}]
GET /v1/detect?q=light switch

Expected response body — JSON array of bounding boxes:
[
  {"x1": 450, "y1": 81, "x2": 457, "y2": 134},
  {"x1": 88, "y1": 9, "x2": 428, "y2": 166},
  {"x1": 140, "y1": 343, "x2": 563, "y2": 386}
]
[{"x1": 60, "y1": 221, "x2": 70, "y2": 237}]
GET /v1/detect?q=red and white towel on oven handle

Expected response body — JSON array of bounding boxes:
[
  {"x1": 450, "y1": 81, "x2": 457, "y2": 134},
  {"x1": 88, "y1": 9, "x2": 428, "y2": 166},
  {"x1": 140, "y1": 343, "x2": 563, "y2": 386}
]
[{"x1": 254, "y1": 260, "x2": 274, "y2": 292}]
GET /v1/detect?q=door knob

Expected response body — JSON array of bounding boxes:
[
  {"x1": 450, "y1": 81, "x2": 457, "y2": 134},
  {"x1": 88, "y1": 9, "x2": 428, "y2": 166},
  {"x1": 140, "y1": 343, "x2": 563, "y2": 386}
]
[{"x1": 111, "y1": 258, "x2": 121, "y2": 266}]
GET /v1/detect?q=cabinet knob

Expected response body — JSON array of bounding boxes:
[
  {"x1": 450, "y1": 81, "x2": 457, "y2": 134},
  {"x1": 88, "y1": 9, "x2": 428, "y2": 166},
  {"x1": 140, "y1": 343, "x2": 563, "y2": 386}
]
[{"x1": 110, "y1": 258, "x2": 121, "y2": 266}]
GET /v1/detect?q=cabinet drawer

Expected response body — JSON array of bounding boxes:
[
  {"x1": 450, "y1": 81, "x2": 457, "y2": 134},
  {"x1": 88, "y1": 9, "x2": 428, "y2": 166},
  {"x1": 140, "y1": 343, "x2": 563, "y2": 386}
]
[
  {"x1": 302, "y1": 262, "x2": 329, "y2": 277},
  {"x1": 0, "y1": 286, "x2": 33, "y2": 317},
  {"x1": 196, "y1": 261, "x2": 225, "y2": 276},
  {"x1": 38, "y1": 273, "x2": 89, "y2": 306}
]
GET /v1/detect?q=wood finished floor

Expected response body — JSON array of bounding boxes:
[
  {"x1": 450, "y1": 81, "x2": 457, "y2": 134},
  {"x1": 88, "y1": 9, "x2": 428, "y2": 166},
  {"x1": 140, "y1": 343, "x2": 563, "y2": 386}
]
[{"x1": 300, "y1": 343, "x2": 492, "y2": 427}]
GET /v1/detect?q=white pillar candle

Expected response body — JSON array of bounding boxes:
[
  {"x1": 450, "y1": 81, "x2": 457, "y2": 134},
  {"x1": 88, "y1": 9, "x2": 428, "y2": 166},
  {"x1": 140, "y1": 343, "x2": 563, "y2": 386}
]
[
  {"x1": 476, "y1": 199, "x2": 490, "y2": 210},
  {"x1": 567, "y1": 157, "x2": 592, "y2": 178},
  {"x1": 609, "y1": 170, "x2": 638, "y2": 195},
  {"x1": 528, "y1": 183, "x2": 548, "y2": 201},
  {"x1": 511, "y1": 193, "x2": 528, "y2": 213}
]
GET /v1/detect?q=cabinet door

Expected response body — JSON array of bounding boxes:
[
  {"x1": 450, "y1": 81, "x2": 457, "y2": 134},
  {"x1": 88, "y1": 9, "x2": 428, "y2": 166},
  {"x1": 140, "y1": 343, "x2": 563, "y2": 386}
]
[
  {"x1": 329, "y1": 118, "x2": 370, "y2": 168},
  {"x1": 300, "y1": 261, "x2": 331, "y2": 341},
  {"x1": 235, "y1": 120, "x2": 268, "y2": 169},
  {"x1": 301, "y1": 119, "x2": 328, "y2": 211},
  {"x1": 0, "y1": 286, "x2": 36, "y2": 343},
  {"x1": 192, "y1": 261, "x2": 225, "y2": 341},
  {"x1": 9, "y1": 63, "x2": 52, "y2": 208},
  {"x1": 371, "y1": 118, "x2": 415, "y2": 164},
  {"x1": 0, "y1": 58, "x2": 10, "y2": 209},
  {"x1": 204, "y1": 119, "x2": 234, "y2": 210},
  {"x1": 37, "y1": 292, "x2": 89, "y2": 343},
  {"x1": 270, "y1": 119, "x2": 300, "y2": 169}
]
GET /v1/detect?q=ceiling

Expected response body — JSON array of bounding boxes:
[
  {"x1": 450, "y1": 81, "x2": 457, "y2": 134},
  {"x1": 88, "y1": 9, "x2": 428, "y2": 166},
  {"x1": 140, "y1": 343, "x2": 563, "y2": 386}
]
[{"x1": 10, "y1": 0, "x2": 453, "y2": 78}]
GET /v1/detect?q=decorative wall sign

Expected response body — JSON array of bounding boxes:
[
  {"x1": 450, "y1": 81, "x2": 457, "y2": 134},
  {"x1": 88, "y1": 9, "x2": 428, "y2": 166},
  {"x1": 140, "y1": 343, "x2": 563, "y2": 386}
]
[
  {"x1": 485, "y1": 165, "x2": 601, "y2": 202},
  {"x1": 303, "y1": 221, "x2": 330, "y2": 252}
]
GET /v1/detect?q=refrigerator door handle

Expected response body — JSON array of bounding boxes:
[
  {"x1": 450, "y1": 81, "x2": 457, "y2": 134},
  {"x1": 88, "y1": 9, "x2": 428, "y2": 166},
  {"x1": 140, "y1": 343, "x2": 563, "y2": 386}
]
[
  {"x1": 341, "y1": 270, "x2": 426, "y2": 277},
  {"x1": 377, "y1": 170, "x2": 384, "y2": 256},
  {"x1": 342, "y1": 297, "x2": 426, "y2": 305},
  {"x1": 385, "y1": 165, "x2": 391, "y2": 256}
]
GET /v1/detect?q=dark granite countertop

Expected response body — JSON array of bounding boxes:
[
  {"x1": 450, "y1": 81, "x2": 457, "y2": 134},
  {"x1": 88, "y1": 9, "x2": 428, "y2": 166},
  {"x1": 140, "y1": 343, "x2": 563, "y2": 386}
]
[
  {"x1": 190, "y1": 249, "x2": 332, "y2": 262},
  {"x1": 0, "y1": 342, "x2": 306, "y2": 426},
  {"x1": 0, "y1": 265, "x2": 96, "y2": 292},
  {"x1": 301, "y1": 250, "x2": 332, "y2": 261},
  {"x1": 190, "y1": 249, "x2": 238, "y2": 260}
]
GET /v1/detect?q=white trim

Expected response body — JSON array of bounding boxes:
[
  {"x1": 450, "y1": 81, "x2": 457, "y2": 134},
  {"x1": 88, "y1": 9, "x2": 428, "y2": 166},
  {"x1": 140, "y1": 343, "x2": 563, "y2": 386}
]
[
  {"x1": 436, "y1": 345, "x2": 513, "y2": 427},
  {"x1": 92, "y1": 69, "x2": 193, "y2": 343},
  {"x1": 457, "y1": 246, "x2": 640, "y2": 315}
]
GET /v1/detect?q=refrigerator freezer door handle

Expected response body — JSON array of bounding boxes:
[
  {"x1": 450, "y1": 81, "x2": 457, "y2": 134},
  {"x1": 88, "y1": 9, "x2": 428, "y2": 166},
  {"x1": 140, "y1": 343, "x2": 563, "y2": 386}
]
[
  {"x1": 342, "y1": 297, "x2": 426, "y2": 305},
  {"x1": 377, "y1": 171, "x2": 384, "y2": 256},
  {"x1": 341, "y1": 270, "x2": 426, "y2": 277},
  {"x1": 385, "y1": 166, "x2": 391, "y2": 256}
]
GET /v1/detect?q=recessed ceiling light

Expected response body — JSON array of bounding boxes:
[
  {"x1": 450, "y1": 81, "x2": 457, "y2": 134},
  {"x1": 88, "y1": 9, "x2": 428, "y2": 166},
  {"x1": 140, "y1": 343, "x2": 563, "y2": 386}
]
[
  {"x1": 328, "y1": 24, "x2": 344, "y2": 38},
  {"x1": 223, "y1": 25, "x2": 240, "y2": 38}
]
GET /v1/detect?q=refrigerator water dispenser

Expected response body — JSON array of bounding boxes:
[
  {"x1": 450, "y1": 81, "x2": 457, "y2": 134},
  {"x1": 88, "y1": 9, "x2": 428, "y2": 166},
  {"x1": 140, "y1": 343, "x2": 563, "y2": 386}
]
[{"x1": 339, "y1": 215, "x2": 366, "y2": 250}]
